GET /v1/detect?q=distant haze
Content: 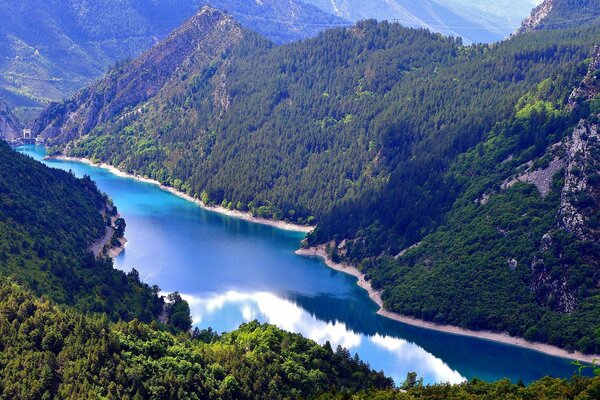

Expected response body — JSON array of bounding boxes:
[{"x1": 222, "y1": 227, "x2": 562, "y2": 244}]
[{"x1": 302, "y1": 0, "x2": 540, "y2": 43}]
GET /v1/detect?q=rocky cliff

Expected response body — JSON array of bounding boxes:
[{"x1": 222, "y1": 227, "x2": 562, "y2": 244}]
[
  {"x1": 513, "y1": 0, "x2": 554, "y2": 35},
  {"x1": 529, "y1": 48, "x2": 600, "y2": 314},
  {"x1": 32, "y1": 6, "x2": 244, "y2": 144},
  {"x1": 0, "y1": 99, "x2": 21, "y2": 141},
  {"x1": 513, "y1": 0, "x2": 600, "y2": 36}
]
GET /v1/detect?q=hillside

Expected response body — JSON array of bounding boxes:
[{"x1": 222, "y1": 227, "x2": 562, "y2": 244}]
[
  {"x1": 0, "y1": 281, "x2": 392, "y2": 399},
  {"x1": 205, "y1": 0, "x2": 348, "y2": 45},
  {"x1": 0, "y1": 141, "x2": 162, "y2": 321},
  {"x1": 515, "y1": 0, "x2": 600, "y2": 34},
  {"x1": 32, "y1": 4, "x2": 600, "y2": 353}
]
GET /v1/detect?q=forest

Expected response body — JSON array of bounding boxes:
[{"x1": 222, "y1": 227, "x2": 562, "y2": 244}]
[
  {"x1": 0, "y1": 281, "x2": 392, "y2": 399},
  {"x1": 0, "y1": 141, "x2": 162, "y2": 321}
]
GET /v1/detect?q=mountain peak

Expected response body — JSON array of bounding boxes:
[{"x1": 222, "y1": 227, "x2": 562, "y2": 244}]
[{"x1": 32, "y1": 5, "x2": 245, "y2": 143}]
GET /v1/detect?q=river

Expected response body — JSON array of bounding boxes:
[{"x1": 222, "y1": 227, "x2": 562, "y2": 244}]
[{"x1": 18, "y1": 144, "x2": 584, "y2": 385}]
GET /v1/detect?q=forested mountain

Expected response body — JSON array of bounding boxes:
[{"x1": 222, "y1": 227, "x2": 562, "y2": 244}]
[
  {"x1": 33, "y1": 2, "x2": 600, "y2": 353},
  {"x1": 0, "y1": 98, "x2": 21, "y2": 141},
  {"x1": 0, "y1": 140, "x2": 162, "y2": 321},
  {"x1": 0, "y1": 0, "x2": 341, "y2": 116},
  {"x1": 302, "y1": 0, "x2": 538, "y2": 44}
]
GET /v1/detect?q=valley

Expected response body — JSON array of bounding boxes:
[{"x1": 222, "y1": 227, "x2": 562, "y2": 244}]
[{"x1": 1, "y1": 0, "x2": 600, "y2": 397}]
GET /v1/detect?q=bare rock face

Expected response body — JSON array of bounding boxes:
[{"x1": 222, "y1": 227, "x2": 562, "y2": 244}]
[
  {"x1": 559, "y1": 120, "x2": 600, "y2": 241},
  {"x1": 528, "y1": 50, "x2": 600, "y2": 314},
  {"x1": 0, "y1": 99, "x2": 21, "y2": 142},
  {"x1": 32, "y1": 6, "x2": 244, "y2": 145},
  {"x1": 512, "y1": 0, "x2": 554, "y2": 36}
]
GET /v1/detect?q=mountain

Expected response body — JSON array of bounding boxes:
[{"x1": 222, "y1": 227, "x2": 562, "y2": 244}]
[
  {"x1": 0, "y1": 140, "x2": 162, "y2": 321},
  {"x1": 33, "y1": 4, "x2": 600, "y2": 354},
  {"x1": 0, "y1": 98, "x2": 21, "y2": 141},
  {"x1": 0, "y1": 0, "x2": 342, "y2": 116},
  {"x1": 302, "y1": 0, "x2": 540, "y2": 44},
  {"x1": 32, "y1": 6, "x2": 245, "y2": 144}
]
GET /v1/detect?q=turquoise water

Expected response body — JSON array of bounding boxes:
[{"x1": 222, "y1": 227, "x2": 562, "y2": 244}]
[{"x1": 18, "y1": 145, "x2": 585, "y2": 385}]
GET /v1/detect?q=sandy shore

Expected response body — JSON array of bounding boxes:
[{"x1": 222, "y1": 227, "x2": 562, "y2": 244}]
[
  {"x1": 89, "y1": 211, "x2": 128, "y2": 259},
  {"x1": 47, "y1": 155, "x2": 314, "y2": 233},
  {"x1": 296, "y1": 245, "x2": 600, "y2": 363}
]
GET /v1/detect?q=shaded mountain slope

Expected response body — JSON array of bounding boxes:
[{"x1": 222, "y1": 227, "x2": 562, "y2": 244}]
[
  {"x1": 0, "y1": 0, "x2": 342, "y2": 113},
  {"x1": 0, "y1": 141, "x2": 162, "y2": 321},
  {"x1": 302, "y1": 0, "x2": 539, "y2": 43}
]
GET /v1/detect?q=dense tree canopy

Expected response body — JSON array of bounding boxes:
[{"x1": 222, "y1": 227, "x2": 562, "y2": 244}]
[{"x1": 0, "y1": 141, "x2": 162, "y2": 321}]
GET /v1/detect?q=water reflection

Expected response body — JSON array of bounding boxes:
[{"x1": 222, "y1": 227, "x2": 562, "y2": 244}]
[{"x1": 183, "y1": 290, "x2": 466, "y2": 385}]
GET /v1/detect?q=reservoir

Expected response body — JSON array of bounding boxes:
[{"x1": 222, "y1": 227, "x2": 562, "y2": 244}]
[{"x1": 18, "y1": 145, "x2": 584, "y2": 385}]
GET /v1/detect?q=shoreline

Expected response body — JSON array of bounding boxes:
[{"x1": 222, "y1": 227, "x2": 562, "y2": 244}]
[
  {"x1": 296, "y1": 245, "x2": 600, "y2": 364},
  {"x1": 47, "y1": 155, "x2": 314, "y2": 233},
  {"x1": 89, "y1": 211, "x2": 128, "y2": 259}
]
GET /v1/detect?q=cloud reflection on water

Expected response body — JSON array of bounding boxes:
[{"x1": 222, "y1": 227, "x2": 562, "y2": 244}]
[{"x1": 182, "y1": 291, "x2": 465, "y2": 384}]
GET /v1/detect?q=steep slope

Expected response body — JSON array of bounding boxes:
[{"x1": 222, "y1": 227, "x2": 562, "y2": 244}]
[
  {"x1": 356, "y1": 46, "x2": 600, "y2": 354},
  {"x1": 32, "y1": 6, "x2": 246, "y2": 144},
  {"x1": 205, "y1": 0, "x2": 348, "y2": 44},
  {"x1": 302, "y1": 0, "x2": 539, "y2": 43},
  {"x1": 0, "y1": 98, "x2": 21, "y2": 142},
  {"x1": 0, "y1": 141, "x2": 162, "y2": 321}
]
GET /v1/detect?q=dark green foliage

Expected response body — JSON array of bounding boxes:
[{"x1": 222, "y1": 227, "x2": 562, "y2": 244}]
[
  {"x1": 0, "y1": 142, "x2": 162, "y2": 321},
  {"x1": 0, "y1": 282, "x2": 393, "y2": 399},
  {"x1": 165, "y1": 292, "x2": 193, "y2": 332},
  {"x1": 54, "y1": 20, "x2": 600, "y2": 238},
  {"x1": 322, "y1": 376, "x2": 600, "y2": 400}
]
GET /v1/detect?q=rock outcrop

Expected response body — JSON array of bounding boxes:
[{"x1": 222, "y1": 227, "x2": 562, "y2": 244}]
[
  {"x1": 569, "y1": 45, "x2": 600, "y2": 108},
  {"x1": 0, "y1": 99, "x2": 21, "y2": 142},
  {"x1": 529, "y1": 50, "x2": 600, "y2": 314},
  {"x1": 32, "y1": 6, "x2": 245, "y2": 145},
  {"x1": 559, "y1": 120, "x2": 600, "y2": 242},
  {"x1": 512, "y1": 0, "x2": 554, "y2": 36}
]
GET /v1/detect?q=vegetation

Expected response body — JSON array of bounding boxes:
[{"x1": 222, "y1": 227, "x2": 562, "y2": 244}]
[
  {"x1": 0, "y1": 281, "x2": 392, "y2": 399},
  {"x1": 325, "y1": 375, "x2": 600, "y2": 399},
  {"x1": 0, "y1": 0, "x2": 343, "y2": 114},
  {"x1": 0, "y1": 141, "x2": 162, "y2": 322},
  {"x1": 2, "y1": 280, "x2": 600, "y2": 399}
]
